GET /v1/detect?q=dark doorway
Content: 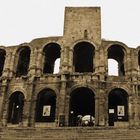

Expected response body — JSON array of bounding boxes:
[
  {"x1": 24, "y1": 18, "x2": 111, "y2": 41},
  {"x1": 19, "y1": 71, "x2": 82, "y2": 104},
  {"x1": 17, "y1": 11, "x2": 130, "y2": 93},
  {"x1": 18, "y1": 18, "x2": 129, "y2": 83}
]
[
  {"x1": 8, "y1": 92, "x2": 24, "y2": 124},
  {"x1": 138, "y1": 50, "x2": 140, "y2": 68},
  {"x1": 108, "y1": 88, "x2": 128, "y2": 126},
  {"x1": 16, "y1": 47, "x2": 31, "y2": 77},
  {"x1": 35, "y1": 88, "x2": 56, "y2": 122},
  {"x1": 0, "y1": 49, "x2": 6, "y2": 76},
  {"x1": 43, "y1": 43, "x2": 61, "y2": 74},
  {"x1": 73, "y1": 42, "x2": 95, "y2": 72},
  {"x1": 108, "y1": 45, "x2": 125, "y2": 76},
  {"x1": 69, "y1": 87, "x2": 95, "y2": 126}
]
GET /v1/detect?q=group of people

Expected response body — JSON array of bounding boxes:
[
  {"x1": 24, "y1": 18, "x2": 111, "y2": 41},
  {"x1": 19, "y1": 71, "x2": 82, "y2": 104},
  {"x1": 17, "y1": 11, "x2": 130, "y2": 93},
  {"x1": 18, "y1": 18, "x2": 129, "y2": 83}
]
[{"x1": 76, "y1": 115, "x2": 95, "y2": 126}]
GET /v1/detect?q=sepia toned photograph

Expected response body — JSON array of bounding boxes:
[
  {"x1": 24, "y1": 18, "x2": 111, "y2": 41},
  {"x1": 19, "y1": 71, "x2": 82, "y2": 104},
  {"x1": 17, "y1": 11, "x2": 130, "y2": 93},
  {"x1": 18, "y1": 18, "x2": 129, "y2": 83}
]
[{"x1": 0, "y1": 0, "x2": 139, "y2": 139}]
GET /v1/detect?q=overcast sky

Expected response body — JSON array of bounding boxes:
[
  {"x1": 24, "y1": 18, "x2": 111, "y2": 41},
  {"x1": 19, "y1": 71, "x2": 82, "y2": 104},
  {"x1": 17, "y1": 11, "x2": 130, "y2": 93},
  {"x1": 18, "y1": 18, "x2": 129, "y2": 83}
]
[{"x1": 0, "y1": 0, "x2": 140, "y2": 48}]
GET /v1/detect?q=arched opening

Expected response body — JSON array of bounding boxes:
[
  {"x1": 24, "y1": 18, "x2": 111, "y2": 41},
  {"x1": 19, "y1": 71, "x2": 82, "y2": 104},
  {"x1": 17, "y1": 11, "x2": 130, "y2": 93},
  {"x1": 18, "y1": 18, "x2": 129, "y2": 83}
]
[
  {"x1": 138, "y1": 50, "x2": 140, "y2": 69},
  {"x1": 43, "y1": 43, "x2": 61, "y2": 74},
  {"x1": 108, "y1": 45, "x2": 125, "y2": 76},
  {"x1": 108, "y1": 88, "x2": 128, "y2": 126},
  {"x1": 108, "y1": 59, "x2": 118, "y2": 76},
  {"x1": 35, "y1": 88, "x2": 56, "y2": 122},
  {"x1": 69, "y1": 87, "x2": 95, "y2": 126},
  {"x1": 8, "y1": 91, "x2": 24, "y2": 124},
  {"x1": 54, "y1": 58, "x2": 60, "y2": 74},
  {"x1": 16, "y1": 47, "x2": 31, "y2": 77},
  {"x1": 0, "y1": 49, "x2": 6, "y2": 76},
  {"x1": 73, "y1": 42, "x2": 95, "y2": 72}
]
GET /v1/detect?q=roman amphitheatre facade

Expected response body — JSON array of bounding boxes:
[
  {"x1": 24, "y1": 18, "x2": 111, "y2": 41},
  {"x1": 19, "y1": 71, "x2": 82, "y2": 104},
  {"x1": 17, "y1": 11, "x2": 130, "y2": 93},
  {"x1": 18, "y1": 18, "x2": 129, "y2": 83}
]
[{"x1": 0, "y1": 7, "x2": 139, "y2": 130}]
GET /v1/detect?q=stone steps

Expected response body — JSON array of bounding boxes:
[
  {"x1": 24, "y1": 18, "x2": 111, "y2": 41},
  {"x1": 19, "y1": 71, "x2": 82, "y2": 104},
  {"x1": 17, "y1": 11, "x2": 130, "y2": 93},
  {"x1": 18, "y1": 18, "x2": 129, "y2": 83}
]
[{"x1": 1, "y1": 127, "x2": 140, "y2": 140}]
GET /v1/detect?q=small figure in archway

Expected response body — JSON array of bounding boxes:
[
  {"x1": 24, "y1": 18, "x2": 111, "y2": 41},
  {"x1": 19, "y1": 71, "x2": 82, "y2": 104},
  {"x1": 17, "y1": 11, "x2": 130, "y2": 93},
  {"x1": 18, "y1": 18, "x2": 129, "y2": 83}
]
[{"x1": 76, "y1": 115, "x2": 82, "y2": 126}]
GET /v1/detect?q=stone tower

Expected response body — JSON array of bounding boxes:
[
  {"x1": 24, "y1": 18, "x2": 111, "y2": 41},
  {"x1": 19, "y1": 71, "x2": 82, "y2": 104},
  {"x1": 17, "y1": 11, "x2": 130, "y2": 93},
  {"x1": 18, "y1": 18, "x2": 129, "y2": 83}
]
[{"x1": 0, "y1": 7, "x2": 139, "y2": 129}]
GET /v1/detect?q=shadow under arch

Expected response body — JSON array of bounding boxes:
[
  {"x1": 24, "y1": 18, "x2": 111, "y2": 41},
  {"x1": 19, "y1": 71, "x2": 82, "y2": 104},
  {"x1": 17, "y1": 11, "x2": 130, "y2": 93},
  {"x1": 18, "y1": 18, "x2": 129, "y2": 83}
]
[
  {"x1": 108, "y1": 88, "x2": 128, "y2": 126},
  {"x1": 35, "y1": 88, "x2": 56, "y2": 122},
  {"x1": 69, "y1": 87, "x2": 95, "y2": 126},
  {"x1": 0, "y1": 49, "x2": 6, "y2": 76},
  {"x1": 7, "y1": 91, "x2": 24, "y2": 124},
  {"x1": 16, "y1": 46, "x2": 31, "y2": 77},
  {"x1": 107, "y1": 44, "x2": 126, "y2": 76},
  {"x1": 43, "y1": 43, "x2": 61, "y2": 74},
  {"x1": 73, "y1": 41, "x2": 95, "y2": 73},
  {"x1": 138, "y1": 50, "x2": 140, "y2": 68}
]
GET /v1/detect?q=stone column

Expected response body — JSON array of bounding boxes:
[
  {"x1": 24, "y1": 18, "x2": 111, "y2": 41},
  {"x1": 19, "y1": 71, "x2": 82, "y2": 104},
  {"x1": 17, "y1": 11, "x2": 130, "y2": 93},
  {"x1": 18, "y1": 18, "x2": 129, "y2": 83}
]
[
  {"x1": 65, "y1": 95, "x2": 70, "y2": 126},
  {"x1": 131, "y1": 51, "x2": 138, "y2": 77},
  {"x1": 61, "y1": 47, "x2": 69, "y2": 73},
  {"x1": 2, "y1": 50, "x2": 12, "y2": 78},
  {"x1": 133, "y1": 85, "x2": 140, "y2": 126},
  {"x1": 59, "y1": 49, "x2": 64, "y2": 73},
  {"x1": 22, "y1": 99, "x2": 31, "y2": 127},
  {"x1": 29, "y1": 48, "x2": 37, "y2": 76},
  {"x1": 0, "y1": 79, "x2": 10, "y2": 126},
  {"x1": 36, "y1": 49, "x2": 43, "y2": 76},
  {"x1": 98, "y1": 49, "x2": 106, "y2": 80},
  {"x1": 134, "y1": 98, "x2": 139, "y2": 126},
  {"x1": 94, "y1": 50, "x2": 99, "y2": 74},
  {"x1": 68, "y1": 48, "x2": 73, "y2": 72},
  {"x1": 105, "y1": 96, "x2": 109, "y2": 126},
  {"x1": 27, "y1": 77, "x2": 37, "y2": 127},
  {"x1": 98, "y1": 93, "x2": 106, "y2": 126},
  {"x1": 95, "y1": 96, "x2": 99, "y2": 126},
  {"x1": 125, "y1": 51, "x2": 131, "y2": 76},
  {"x1": 58, "y1": 74, "x2": 67, "y2": 126},
  {"x1": 128, "y1": 95, "x2": 135, "y2": 127},
  {"x1": 9, "y1": 52, "x2": 16, "y2": 78}
]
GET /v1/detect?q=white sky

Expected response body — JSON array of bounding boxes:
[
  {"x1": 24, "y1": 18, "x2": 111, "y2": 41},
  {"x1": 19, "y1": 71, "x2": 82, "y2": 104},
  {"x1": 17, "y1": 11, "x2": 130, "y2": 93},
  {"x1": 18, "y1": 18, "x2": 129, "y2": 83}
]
[{"x1": 0, "y1": 0, "x2": 140, "y2": 48}]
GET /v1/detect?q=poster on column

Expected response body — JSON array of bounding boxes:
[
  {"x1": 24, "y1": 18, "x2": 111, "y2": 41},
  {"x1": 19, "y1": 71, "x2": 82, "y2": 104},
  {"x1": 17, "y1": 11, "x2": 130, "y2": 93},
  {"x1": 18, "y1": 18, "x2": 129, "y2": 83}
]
[
  {"x1": 42, "y1": 105, "x2": 51, "y2": 116},
  {"x1": 117, "y1": 106, "x2": 125, "y2": 116}
]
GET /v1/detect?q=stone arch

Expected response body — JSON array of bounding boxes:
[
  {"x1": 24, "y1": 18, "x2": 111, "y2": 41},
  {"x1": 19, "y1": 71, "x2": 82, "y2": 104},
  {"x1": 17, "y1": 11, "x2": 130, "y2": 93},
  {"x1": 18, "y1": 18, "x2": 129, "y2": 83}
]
[
  {"x1": 106, "y1": 86, "x2": 131, "y2": 97},
  {"x1": 72, "y1": 39, "x2": 98, "y2": 50},
  {"x1": 16, "y1": 46, "x2": 31, "y2": 77},
  {"x1": 107, "y1": 44, "x2": 126, "y2": 76},
  {"x1": 105, "y1": 41, "x2": 128, "y2": 53},
  {"x1": 35, "y1": 88, "x2": 57, "y2": 122},
  {"x1": 9, "y1": 87, "x2": 27, "y2": 100},
  {"x1": 7, "y1": 91, "x2": 24, "y2": 124},
  {"x1": 69, "y1": 84, "x2": 97, "y2": 96},
  {"x1": 108, "y1": 88, "x2": 129, "y2": 126},
  {"x1": 69, "y1": 86, "x2": 95, "y2": 126},
  {"x1": 0, "y1": 49, "x2": 6, "y2": 76},
  {"x1": 35, "y1": 86, "x2": 59, "y2": 98},
  {"x1": 43, "y1": 43, "x2": 61, "y2": 74}
]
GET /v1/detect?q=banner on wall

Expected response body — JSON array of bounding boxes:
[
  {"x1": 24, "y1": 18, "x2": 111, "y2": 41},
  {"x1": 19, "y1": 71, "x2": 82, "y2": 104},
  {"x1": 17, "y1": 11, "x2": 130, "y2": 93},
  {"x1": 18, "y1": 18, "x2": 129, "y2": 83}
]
[
  {"x1": 42, "y1": 105, "x2": 51, "y2": 116},
  {"x1": 117, "y1": 106, "x2": 125, "y2": 116}
]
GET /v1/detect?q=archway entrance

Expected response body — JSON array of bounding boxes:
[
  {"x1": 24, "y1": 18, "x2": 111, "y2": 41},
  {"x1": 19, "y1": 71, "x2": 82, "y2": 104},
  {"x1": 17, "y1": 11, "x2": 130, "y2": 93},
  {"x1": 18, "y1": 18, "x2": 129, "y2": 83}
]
[
  {"x1": 69, "y1": 87, "x2": 95, "y2": 126},
  {"x1": 43, "y1": 43, "x2": 61, "y2": 74},
  {"x1": 73, "y1": 42, "x2": 95, "y2": 72},
  {"x1": 8, "y1": 91, "x2": 24, "y2": 124},
  {"x1": 108, "y1": 88, "x2": 128, "y2": 126},
  {"x1": 107, "y1": 45, "x2": 125, "y2": 76},
  {"x1": 35, "y1": 88, "x2": 56, "y2": 122}
]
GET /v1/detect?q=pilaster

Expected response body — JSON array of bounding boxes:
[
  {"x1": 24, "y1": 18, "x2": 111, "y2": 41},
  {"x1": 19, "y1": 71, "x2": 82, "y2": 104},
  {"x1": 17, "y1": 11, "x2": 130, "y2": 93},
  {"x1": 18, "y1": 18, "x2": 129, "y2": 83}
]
[
  {"x1": 27, "y1": 77, "x2": 37, "y2": 127},
  {"x1": 58, "y1": 74, "x2": 67, "y2": 126},
  {"x1": 98, "y1": 92, "x2": 106, "y2": 126},
  {"x1": 29, "y1": 48, "x2": 37, "y2": 76},
  {"x1": 129, "y1": 95, "x2": 135, "y2": 127},
  {"x1": 0, "y1": 79, "x2": 10, "y2": 126},
  {"x1": 36, "y1": 48, "x2": 43, "y2": 76}
]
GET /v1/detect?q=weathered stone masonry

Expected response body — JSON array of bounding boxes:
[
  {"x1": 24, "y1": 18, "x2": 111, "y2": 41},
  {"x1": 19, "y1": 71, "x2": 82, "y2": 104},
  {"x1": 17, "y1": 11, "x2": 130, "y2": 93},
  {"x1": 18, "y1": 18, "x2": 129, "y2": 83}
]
[{"x1": 0, "y1": 7, "x2": 139, "y2": 128}]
